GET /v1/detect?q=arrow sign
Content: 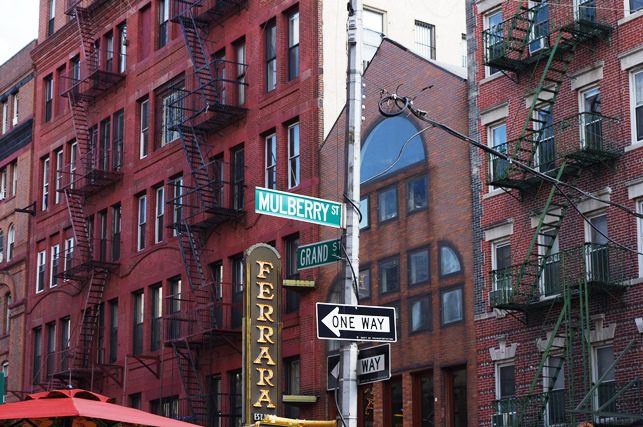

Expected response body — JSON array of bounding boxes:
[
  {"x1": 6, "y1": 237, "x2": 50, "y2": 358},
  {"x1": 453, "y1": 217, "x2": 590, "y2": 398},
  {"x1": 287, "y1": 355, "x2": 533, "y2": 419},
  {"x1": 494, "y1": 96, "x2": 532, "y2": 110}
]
[
  {"x1": 327, "y1": 344, "x2": 391, "y2": 390},
  {"x1": 316, "y1": 303, "x2": 397, "y2": 342}
]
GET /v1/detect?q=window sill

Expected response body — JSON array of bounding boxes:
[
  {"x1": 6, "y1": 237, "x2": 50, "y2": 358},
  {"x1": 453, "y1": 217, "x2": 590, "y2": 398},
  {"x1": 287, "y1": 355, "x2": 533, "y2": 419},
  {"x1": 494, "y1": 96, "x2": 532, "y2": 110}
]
[
  {"x1": 618, "y1": 9, "x2": 643, "y2": 26},
  {"x1": 483, "y1": 188, "x2": 506, "y2": 199},
  {"x1": 624, "y1": 141, "x2": 643, "y2": 153},
  {"x1": 480, "y1": 72, "x2": 504, "y2": 86}
]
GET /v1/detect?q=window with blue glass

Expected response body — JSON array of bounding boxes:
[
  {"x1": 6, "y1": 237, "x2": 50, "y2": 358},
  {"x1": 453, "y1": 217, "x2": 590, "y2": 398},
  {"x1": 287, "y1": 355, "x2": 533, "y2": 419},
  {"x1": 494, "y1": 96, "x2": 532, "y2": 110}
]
[
  {"x1": 361, "y1": 116, "x2": 426, "y2": 184},
  {"x1": 439, "y1": 243, "x2": 462, "y2": 277}
]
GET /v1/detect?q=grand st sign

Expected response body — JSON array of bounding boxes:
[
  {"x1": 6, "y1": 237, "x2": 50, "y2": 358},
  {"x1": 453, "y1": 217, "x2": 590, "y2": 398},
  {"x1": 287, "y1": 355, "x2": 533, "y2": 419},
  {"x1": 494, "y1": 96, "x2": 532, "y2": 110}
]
[{"x1": 244, "y1": 244, "x2": 282, "y2": 424}]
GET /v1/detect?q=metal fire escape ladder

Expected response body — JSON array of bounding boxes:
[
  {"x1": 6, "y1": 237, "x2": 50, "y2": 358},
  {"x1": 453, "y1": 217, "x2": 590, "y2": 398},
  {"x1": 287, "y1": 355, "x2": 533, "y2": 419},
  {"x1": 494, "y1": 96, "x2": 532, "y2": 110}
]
[
  {"x1": 172, "y1": 340, "x2": 207, "y2": 424},
  {"x1": 75, "y1": 268, "x2": 110, "y2": 368},
  {"x1": 177, "y1": 126, "x2": 215, "y2": 209},
  {"x1": 64, "y1": 189, "x2": 93, "y2": 265}
]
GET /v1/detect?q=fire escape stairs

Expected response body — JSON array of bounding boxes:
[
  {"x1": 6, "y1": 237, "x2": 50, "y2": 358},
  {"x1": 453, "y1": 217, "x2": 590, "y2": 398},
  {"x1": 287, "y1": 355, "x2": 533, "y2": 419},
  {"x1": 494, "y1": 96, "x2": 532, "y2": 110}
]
[{"x1": 172, "y1": 339, "x2": 207, "y2": 425}]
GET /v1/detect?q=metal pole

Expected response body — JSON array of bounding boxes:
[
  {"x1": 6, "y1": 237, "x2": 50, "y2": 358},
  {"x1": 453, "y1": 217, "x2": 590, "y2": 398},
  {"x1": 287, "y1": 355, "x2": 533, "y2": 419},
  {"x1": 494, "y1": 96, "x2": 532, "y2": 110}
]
[{"x1": 341, "y1": 1, "x2": 362, "y2": 426}]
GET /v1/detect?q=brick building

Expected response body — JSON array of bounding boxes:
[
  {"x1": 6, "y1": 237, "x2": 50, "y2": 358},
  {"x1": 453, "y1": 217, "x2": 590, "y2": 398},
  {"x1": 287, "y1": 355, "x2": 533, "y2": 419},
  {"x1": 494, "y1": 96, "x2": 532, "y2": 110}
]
[
  {"x1": 0, "y1": 40, "x2": 36, "y2": 402},
  {"x1": 469, "y1": 0, "x2": 643, "y2": 425},
  {"x1": 321, "y1": 39, "x2": 474, "y2": 426}
]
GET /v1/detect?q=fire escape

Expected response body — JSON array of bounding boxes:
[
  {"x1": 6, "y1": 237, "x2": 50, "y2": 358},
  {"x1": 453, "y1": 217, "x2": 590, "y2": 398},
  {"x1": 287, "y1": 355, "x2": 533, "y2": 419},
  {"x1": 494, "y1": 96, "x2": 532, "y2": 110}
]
[
  {"x1": 164, "y1": 1, "x2": 247, "y2": 424},
  {"x1": 50, "y1": 0, "x2": 125, "y2": 391},
  {"x1": 482, "y1": 1, "x2": 642, "y2": 425}
]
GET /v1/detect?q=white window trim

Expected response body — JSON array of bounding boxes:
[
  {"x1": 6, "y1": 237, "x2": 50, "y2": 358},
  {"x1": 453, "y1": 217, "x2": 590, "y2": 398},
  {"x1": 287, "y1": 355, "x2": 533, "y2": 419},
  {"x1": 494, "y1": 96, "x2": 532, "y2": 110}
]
[
  {"x1": 0, "y1": 169, "x2": 7, "y2": 200},
  {"x1": 7, "y1": 225, "x2": 14, "y2": 261},
  {"x1": 630, "y1": 68, "x2": 643, "y2": 146},
  {"x1": 42, "y1": 158, "x2": 50, "y2": 211},
  {"x1": 494, "y1": 361, "x2": 516, "y2": 400},
  {"x1": 491, "y1": 239, "x2": 511, "y2": 291},
  {"x1": 487, "y1": 121, "x2": 507, "y2": 193},
  {"x1": 12, "y1": 94, "x2": 18, "y2": 126},
  {"x1": 265, "y1": 133, "x2": 277, "y2": 189},
  {"x1": 584, "y1": 212, "x2": 607, "y2": 243},
  {"x1": 55, "y1": 150, "x2": 63, "y2": 204},
  {"x1": 70, "y1": 142, "x2": 77, "y2": 189},
  {"x1": 591, "y1": 344, "x2": 616, "y2": 421},
  {"x1": 484, "y1": 7, "x2": 503, "y2": 77},
  {"x1": 538, "y1": 229, "x2": 560, "y2": 300},
  {"x1": 11, "y1": 162, "x2": 17, "y2": 197},
  {"x1": 50, "y1": 244, "x2": 60, "y2": 288},
  {"x1": 287, "y1": 123, "x2": 300, "y2": 189},
  {"x1": 140, "y1": 99, "x2": 149, "y2": 159},
  {"x1": 155, "y1": 187, "x2": 164, "y2": 243},
  {"x1": 137, "y1": 195, "x2": 147, "y2": 251},
  {"x1": 36, "y1": 250, "x2": 46, "y2": 293},
  {"x1": 64, "y1": 237, "x2": 74, "y2": 277},
  {"x1": 638, "y1": 200, "x2": 643, "y2": 277},
  {"x1": 172, "y1": 176, "x2": 183, "y2": 236}
]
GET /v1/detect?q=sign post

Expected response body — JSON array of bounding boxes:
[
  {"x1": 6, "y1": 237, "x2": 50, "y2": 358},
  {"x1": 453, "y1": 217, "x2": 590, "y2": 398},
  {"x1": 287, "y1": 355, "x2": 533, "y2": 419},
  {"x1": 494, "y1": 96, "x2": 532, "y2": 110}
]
[
  {"x1": 255, "y1": 187, "x2": 344, "y2": 228},
  {"x1": 297, "y1": 238, "x2": 342, "y2": 270}
]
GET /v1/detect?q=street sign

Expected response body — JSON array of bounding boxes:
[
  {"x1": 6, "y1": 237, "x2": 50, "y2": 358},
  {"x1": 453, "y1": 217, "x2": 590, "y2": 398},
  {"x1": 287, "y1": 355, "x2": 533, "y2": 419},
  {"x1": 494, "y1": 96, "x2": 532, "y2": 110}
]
[
  {"x1": 327, "y1": 344, "x2": 391, "y2": 390},
  {"x1": 316, "y1": 303, "x2": 397, "y2": 342},
  {"x1": 255, "y1": 187, "x2": 344, "y2": 228},
  {"x1": 297, "y1": 238, "x2": 342, "y2": 270}
]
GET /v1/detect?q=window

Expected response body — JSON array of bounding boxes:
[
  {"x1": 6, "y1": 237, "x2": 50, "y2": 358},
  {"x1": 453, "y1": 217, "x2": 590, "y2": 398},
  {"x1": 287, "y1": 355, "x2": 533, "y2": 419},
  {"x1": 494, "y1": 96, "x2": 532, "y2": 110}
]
[
  {"x1": 379, "y1": 256, "x2": 400, "y2": 294},
  {"x1": 528, "y1": 0, "x2": 549, "y2": 54},
  {"x1": 414, "y1": 20, "x2": 436, "y2": 60},
  {"x1": 111, "y1": 204, "x2": 121, "y2": 261},
  {"x1": 99, "y1": 117, "x2": 111, "y2": 170},
  {"x1": 441, "y1": 286, "x2": 463, "y2": 325},
  {"x1": 593, "y1": 345, "x2": 616, "y2": 416},
  {"x1": 151, "y1": 285, "x2": 162, "y2": 351},
  {"x1": 98, "y1": 210, "x2": 108, "y2": 261},
  {"x1": 47, "y1": 0, "x2": 55, "y2": 36},
  {"x1": 485, "y1": 9, "x2": 504, "y2": 76},
  {"x1": 439, "y1": 243, "x2": 462, "y2": 276},
  {"x1": 42, "y1": 157, "x2": 50, "y2": 211},
  {"x1": 151, "y1": 396, "x2": 179, "y2": 418},
  {"x1": 55, "y1": 150, "x2": 63, "y2": 204},
  {"x1": 50, "y1": 244, "x2": 60, "y2": 288},
  {"x1": 231, "y1": 255, "x2": 244, "y2": 329},
  {"x1": 407, "y1": 175, "x2": 428, "y2": 213},
  {"x1": 172, "y1": 176, "x2": 183, "y2": 235},
  {"x1": 7, "y1": 225, "x2": 14, "y2": 262},
  {"x1": 229, "y1": 370, "x2": 243, "y2": 427},
  {"x1": 488, "y1": 122, "x2": 508, "y2": 186},
  {"x1": 46, "y1": 323, "x2": 55, "y2": 377},
  {"x1": 161, "y1": 87, "x2": 182, "y2": 146},
  {"x1": 137, "y1": 194, "x2": 147, "y2": 251},
  {"x1": 64, "y1": 237, "x2": 74, "y2": 275},
  {"x1": 71, "y1": 55, "x2": 81, "y2": 82},
  {"x1": 11, "y1": 161, "x2": 17, "y2": 197},
  {"x1": 388, "y1": 376, "x2": 404, "y2": 426},
  {"x1": 363, "y1": 9, "x2": 384, "y2": 65},
  {"x1": 284, "y1": 357, "x2": 301, "y2": 418},
  {"x1": 415, "y1": 371, "x2": 435, "y2": 427},
  {"x1": 129, "y1": 393, "x2": 141, "y2": 409},
  {"x1": 44, "y1": 75, "x2": 53, "y2": 122},
  {"x1": 284, "y1": 234, "x2": 300, "y2": 313},
  {"x1": 358, "y1": 266, "x2": 371, "y2": 299},
  {"x1": 544, "y1": 356, "x2": 565, "y2": 425},
  {"x1": 132, "y1": 291, "x2": 144, "y2": 355},
  {"x1": 105, "y1": 32, "x2": 114, "y2": 72},
  {"x1": 586, "y1": 214, "x2": 608, "y2": 282},
  {"x1": 265, "y1": 20, "x2": 277, "y2": 91},
  {"x1": 288, "y1": 123, "x2": 300, "y2": 188},
  {"x1": 158, "y1": 0, "x2": 169, "y2": 48},
  {"x1": 118, "y1": 22, "x2": 127, "y2": 73},
  {"x1": 4, "y1": 294, "x2": 10, "y2": 334},
  {"x1": 540, "y1": 230, "x2": 560, "y2": 297},
  {"x1": 1, "y1": 103, "x2": 7, "y2": 134},
  {"x1": 631, "y1": 69, "x2": 643, "y2": 144},
  {"x1": 492, "y1": 240, "x2": 511, "y2": 293},
  {"x1": 155, "y1": 187, "x2": 164, "y2": 243},
  {"x1": 109, "y1": 299, "x2": 118, "y2": 362},
  {"x1": 359, "y1": 195, "x2": 369, "y2": 229},
  {"x1": 140, "y1": 98, "x2": 149, "y2": 158},
  {"x1": 495, "y1": 363, "x2": 516, "y2": 421},
  {"x1": 361, "y1": 116, "x2": 425, "y2": 183},
  {"x1": 231, "y1": 146, "x2": 244, "y2": 210},
  {"x1": 168, "y1": 278, "x2": 181, "y2": 340},
  {"x1": 265, "y1": 133, "x2": 277, "y2": 189},
  {"x1": 0, "y1": 231, "x2": 4, "y2": 263},
  {"x1": 628, "y1": 0, "x2": 643, "y2": 14},
  {"x1": 235, "y1": 40, "x2": 246, "y2": 105},
  {"x1": 12, "y1": 93, "x2": 19, "y2": 126},
  {"x1": 36, "y1": 250, "x2": 46, "y2": 293},
  {"x1": 60, "y1": 316, "x2": 70, "y2": 370},
  {"x1": 0, "y1": 169, "x2": 7, "y2": 200},
  {"x1": 288, "y1": 10, "x2": 300, "y2": 80},
  {"x1": 378, "y1": 186, "x2": 398, "y2": 223},
  {"x1": 409, "y1": 294, "x2": 431, "y2": 333},
  {"x1": 113, "y1": 110, "x2": 124, "y2": 170},
  {"x1": 69, "y1": 141, "x2": 77, "y2": 188},
  {"x1": 408, "y1": 247, "x2": 430, "y2": 286},
  {"x1": 32, "y1": 327, "x2": 42, "y2": 385},
  {"x1": 208, "y1": 375, "x2": 222, "y2": 427}
]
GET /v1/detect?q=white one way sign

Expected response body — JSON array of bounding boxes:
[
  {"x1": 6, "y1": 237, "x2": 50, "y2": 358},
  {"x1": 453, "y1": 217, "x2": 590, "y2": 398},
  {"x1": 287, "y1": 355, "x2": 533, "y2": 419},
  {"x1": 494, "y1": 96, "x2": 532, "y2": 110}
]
[{"x1": 316, "y1": 303, "x2": 397, "y2": 342}]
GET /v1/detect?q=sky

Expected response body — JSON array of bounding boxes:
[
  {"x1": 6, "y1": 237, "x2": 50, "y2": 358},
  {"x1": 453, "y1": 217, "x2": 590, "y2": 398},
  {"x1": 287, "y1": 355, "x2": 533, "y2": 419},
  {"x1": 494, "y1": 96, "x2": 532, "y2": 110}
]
[{"x1": 0, "y1": 0, "x2": 40, "y2": 64}]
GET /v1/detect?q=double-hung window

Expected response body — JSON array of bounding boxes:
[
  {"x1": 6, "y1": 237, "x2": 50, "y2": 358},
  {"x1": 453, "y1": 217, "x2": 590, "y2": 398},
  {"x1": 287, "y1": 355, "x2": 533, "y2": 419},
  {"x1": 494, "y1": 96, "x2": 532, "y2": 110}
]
[
  {"x1": 631, "y1": 69, "x2": 643, "y2": 144},
  {"x1": 50, "y1": 245, "x2": 60, "y2": 288},
  {"x1": 155, "y1": 187, "x2": 164, "y2": 243},
  {"x1": 494, "y1": 363, "x2": 517, "y2": 425},
  {"x1": 47, "y1": 0, "x2": 55, "y2": 36},
  {"x1": 112, "y1": 205, "x2": 121, "y2": 261},
  {"x1": 172, "y1": 176, "x2": 183, "y2": 235},
  {"x1": 12, "y1": 92, "x2": 18, "y2": 126},
  {"x1": 288, "y1": 10, "x2": 300, "y2": 80},
  {"x1": 265, "y1": 20, "x2": 277, "y2": 92},
  {"x1": 69, "y1": 141, "x2": 77, "y2": 188},
  {"x1": 265, "y1": 133, "x2": 277, "y2": 189},
  {"x1": 414, "y1": 20, "x2": 435, "y2": 60},
  {"x1": 44, "y1": 75, "x2": 53, "y2": 122},
  {"x1": 288, "y1": 123, "x2": 300, "y2": 188},
  {"x1": 232, "y1": 146, "x2": 244, "y2": 209},
  {"x1": 593, "y1": 345, "x2": 616, "y2": 416},
  {"x1": 151, "y1": 285, "x2": 162, "y2": 351},
  {"x1": 55, "y1": 150, "x2": 63, "y2": 204},
  {"x1": 235, "y1": 41, "x2": 246, "y2": 105},
  {"x1": 488, "y1": 123, "x2": 508, "y2": 187},
  {"x1": 580, "y1": 86, "x2": 602, "y2": 150},
  {"x1": 36, "y1": 250, "x2": 46, "y2": 293},
  {"x1": 0, "y1": 169, "x2": 7, "y2": 200},
  {"x1": 42, "y1": 158, "x2": 50, "y2": 211},
  {"x1": 117, "y1": 23, "x2": 127, "y2": 73},
  {"x1": 158, "y1": 0, "x2": 169, "y2": 48},
  {"x1": 64, "y1": 237, "x2": 74, "y2": 274},
  {"x1": 113, "y1": 110, "x2": 124, "y2": 170},
  {"x1": 139, "y1": 98, "x2": 149, "y2": 158},
  {"x1": 492, "y1": 240, "x2": 511, "y2": 296},
  {"x1": 105, "y1": 32, "x2": 114, "y2": 72},
  {"x1": 161, "y1": 87, "x2": 182, "y2": 146},
  {"x1": 484, "y1": 9, "x2": 504, "y2": 76},
  {"x1": 7, "y1": 225, "x2": 15, "y2": 262},
  {"x1": 137, "y1": 195, "x2": 147, "y2": 251},
  {"x1": 132, "y1": 291, "x2": 144, "y2": 355},
  {"x1": 363, "y1": 9, "x2": 384, "y2": 66},
  {"x1": 1, "y1": 103, "x2": 7, "y2": 134}
]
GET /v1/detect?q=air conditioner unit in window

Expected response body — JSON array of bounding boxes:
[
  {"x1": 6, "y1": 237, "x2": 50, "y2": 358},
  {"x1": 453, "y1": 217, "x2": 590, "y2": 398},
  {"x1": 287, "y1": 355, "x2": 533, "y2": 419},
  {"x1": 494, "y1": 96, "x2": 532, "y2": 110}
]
[{"x1": 492, "y1": 411, "x2": 517, "y2": 427}]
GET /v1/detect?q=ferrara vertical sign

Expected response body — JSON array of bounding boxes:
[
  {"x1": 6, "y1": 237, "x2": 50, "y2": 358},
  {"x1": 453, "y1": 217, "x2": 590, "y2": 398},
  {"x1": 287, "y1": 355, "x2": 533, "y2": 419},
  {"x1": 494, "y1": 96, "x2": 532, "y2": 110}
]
[{"x1": 244, "y1": 244, "x2": 282, "y2": 424}]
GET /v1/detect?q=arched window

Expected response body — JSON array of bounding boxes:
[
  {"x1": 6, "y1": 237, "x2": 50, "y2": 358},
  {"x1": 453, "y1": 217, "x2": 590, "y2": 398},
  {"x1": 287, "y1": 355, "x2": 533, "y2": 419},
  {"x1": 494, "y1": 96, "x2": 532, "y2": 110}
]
[
  {"x1": 361, "y1": 116, "x2": 426, "y2": 183},
  {"x1": 439, "y1": 243, "x2": 462, "y2": 276},
  {"x1": 6, "y1": 225, "x2": 14, "y2": 261}
]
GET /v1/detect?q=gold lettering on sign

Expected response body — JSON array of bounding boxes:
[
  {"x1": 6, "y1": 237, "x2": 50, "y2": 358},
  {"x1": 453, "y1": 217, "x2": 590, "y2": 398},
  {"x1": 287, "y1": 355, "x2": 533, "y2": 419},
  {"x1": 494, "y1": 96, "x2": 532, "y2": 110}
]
[
  {"x1": 256, "y1": 325, "x2": 274, "y2": 343},
  {"x1": 256, "y1": 303, "x2": 274, "y2": 322},
  {"x1": 256, "y1": 261, "x2": 274, "y2": 278},
  {"x1": 253, "y1": 346, "x2": 276, "y2": 365},
  {"x1": 253, "y1": 389, "x2": 276, "y2": 409},
  {"x1": 256, "y1": 281, "x2": 274, "y2": 300},
  {"x1": 256, "y1": 367, "x2": 275, "y2": 386}
]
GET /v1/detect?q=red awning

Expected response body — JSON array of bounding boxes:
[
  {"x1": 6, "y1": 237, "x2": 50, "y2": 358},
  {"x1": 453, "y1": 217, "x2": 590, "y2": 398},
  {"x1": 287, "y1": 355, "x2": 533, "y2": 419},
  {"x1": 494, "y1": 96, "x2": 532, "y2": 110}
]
[{"x1": 0, "y1": 389, "x2": 200, "y2": 427}]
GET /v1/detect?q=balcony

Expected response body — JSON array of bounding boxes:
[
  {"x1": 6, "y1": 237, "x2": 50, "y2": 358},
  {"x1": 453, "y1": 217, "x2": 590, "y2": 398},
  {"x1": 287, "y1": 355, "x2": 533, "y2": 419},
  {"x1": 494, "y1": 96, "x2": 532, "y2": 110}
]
[
  {"x1": 56, "y1": 238, "x2": 120, "y2": 281},
  {"x1": 487, "y1": 113, "x2": 623, "y2": 189},
  {"x1": 171, "y1": 0, "x2": 246, "y2": 27},
  {"x1": 60, "y1": 57, "x2": 125, "y2": 101},
  {"x1": 483, "y1": 0, "x2": 613, "y2": 72},
  {"x1": 489, "y1": 244, "x2": 637, "y2": 310},
  {"x1": 163, "y1": 283, "x2": 242, "y2": 346},
  {"x1": 65, "y1": 0, "x2": 111, "y2": 15},
  {"x1": 493, "y1": 391, "x2": 566, "y2": 427}
]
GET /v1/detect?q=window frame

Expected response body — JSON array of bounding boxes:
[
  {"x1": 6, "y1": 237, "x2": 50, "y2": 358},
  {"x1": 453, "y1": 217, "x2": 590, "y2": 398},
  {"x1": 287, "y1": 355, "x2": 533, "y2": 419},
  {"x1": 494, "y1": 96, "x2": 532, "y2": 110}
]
[
  {"x1": 414, "y1": 20, "x2": 436, "y2": 60},
  {"x1": 359, "y1": 195, "x2": 369, "y2": 230},
  {"x1": 378, "y1": 256, "x2": 400, "y2": 295},
  {"x1": 132, "y1": 290, "x2": 144, "y2": 355},
  {"x1": 158, "y1": 0, "x2": 170, "y2": 49},
  {"x1": 137, "y1": 194, "x2": 147, "y2": 251},
  {"x1": 287, "y1": 122, "x2": 300, "y2": 189},
  {"x1": 484, "y1": 8, "x2": 504, "y2": 77},
  {"x1": 630, "y1": 68, "x2": 643, "y2": 145},
  {"x1": 42, "y1": 157, "x2": 50, "y2": 211},
  {"x1": 491, "y1": 239, "x2": 511, "y2": 291},
  {"x1": 377, "y1": 185, "x2": 399, "y2": 224},
  {"x1": 408, "y1": 246, "x2": 430, "y2": 287},
  {"x1": 287, "y1": 10, "x2": 300, "y2": 81},
  {"x1": 7, "y1": 225, "x2": 15, "y2": 262},
  {"x1": 265, "y1": 19, "x2": 277, "y2": 92},
  {"x1": 409, "y1": 293, "x2": 432, "y2": 334},
  {"x1": 50, "y1": 244, "x2": 60, "y2": 288},
  {"x1": 358, "y1": 265, "x2": 371, "y2": 299},
  {"x1": 155, "y1": 186, "x2": 164, "y2": 244},
  {"x1": 150, "y1": 284, "x2": 162, "y2": 351},
  {"x1": 265, "y1": 133, "x2": 277, "y2": 189},
  {"x1": 440, "y1": 284, "x2": 464, "y2": 326},
  {"x1": 36, "y1": 250, "x2": 46, "y2": 293},
  {"x1": 44, "y1": 75, "x2": 54, "y2": 122},
  {"x1": 406, "y1": 174, "x2": 428, "y2": 214},
  {"x1": 139, "y1": 98, "x2": 149, "y2": 158}
]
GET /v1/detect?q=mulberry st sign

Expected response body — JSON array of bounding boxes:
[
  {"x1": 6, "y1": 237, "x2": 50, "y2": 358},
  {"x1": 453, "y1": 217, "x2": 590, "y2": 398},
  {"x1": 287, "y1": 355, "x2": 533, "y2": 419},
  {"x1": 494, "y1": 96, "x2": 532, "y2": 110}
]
[
  {"x1": 244, "y1": 244, "x2": 282, "y2": 424},
  {"x1": 255, "y1": 187, "x2": 344, "y2": 228}
]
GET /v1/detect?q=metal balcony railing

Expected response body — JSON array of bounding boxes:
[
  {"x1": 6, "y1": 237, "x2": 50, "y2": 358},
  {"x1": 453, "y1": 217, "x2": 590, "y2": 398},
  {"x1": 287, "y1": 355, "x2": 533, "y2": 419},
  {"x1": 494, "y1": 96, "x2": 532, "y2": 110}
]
[
  {"x1": 489, "y1": 244, "x2": 637, "y2": 309},
  {"x1": 483, "y1": 0, "x2": 613, "y2": 72},
  {"x1": 171, "y1": 0, "x2": 246, "y2": 26},
  {"x1": 56, "y1": 237, "x2": 120, "y2": 281},
  {"x1": 487, "y1": 113, "x2": 623, "y2": 188},
  {"x1": 60, "y1": 58, "x2": 125, "y2": 100},
  {"x1": 65, "y1": 0, "x2": 112, "y2": 15}
]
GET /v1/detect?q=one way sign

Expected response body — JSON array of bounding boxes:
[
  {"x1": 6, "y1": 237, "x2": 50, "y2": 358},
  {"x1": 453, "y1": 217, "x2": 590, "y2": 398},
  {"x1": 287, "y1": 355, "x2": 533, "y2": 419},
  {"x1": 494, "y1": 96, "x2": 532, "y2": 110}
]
[
  {"x1": 316, "y1": 303, "x2": 397, "y2": 342},
  {"x1": 327, "y1": 344, "x2": 391, "y2": 390}
]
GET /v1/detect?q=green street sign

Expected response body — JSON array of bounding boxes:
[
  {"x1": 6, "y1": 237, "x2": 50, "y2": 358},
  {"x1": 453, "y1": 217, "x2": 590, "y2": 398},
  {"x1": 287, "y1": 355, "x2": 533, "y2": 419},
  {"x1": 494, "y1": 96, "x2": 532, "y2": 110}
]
[
  {"x1": 297, "y1": 238, "x2": 342, "y2": 270},
  {"x1": 255, "y1": 187, "x2": 344, "y2": 228}
]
